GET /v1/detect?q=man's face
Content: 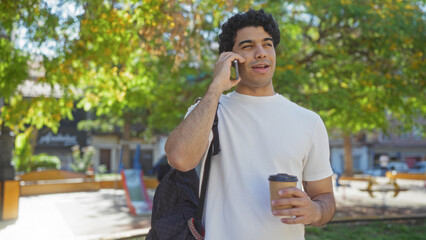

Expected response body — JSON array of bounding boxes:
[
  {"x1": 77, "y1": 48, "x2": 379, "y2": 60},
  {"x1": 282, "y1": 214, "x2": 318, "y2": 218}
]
[{"x1": 232, "y1": 26, "x2": 276, "y2": 94}]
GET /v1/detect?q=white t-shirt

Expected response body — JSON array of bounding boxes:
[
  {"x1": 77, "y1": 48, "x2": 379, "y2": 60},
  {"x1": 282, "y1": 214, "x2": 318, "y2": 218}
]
[{"x1": 187, "y1": 91, "x2": 333, "y2": 240}]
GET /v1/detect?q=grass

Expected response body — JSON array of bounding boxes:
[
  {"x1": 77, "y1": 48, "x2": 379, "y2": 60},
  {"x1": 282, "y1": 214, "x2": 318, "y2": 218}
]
[
  {"x1": 306, "y1": 220, "x2": 426, "y2": 240},
  {"x1": 124, "y1": 220, "x2": 426, "y2": 240}
]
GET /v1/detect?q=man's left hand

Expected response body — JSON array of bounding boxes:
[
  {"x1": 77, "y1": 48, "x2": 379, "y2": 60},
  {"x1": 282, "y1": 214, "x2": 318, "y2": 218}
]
[{"x1": 271, "y1": 187, "x2": 321, "y2": 225}]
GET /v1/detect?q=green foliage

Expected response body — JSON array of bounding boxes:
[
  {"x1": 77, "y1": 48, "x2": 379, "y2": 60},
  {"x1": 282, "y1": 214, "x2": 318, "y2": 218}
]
[
  {"x1": 3, "y1": 94, "x2": 74, "y2": 134},
  {"x1": 12, "y1": 127, "x2": 60, "y2": 172},
  {"x1": 262, "y1": 0, "x2": 425, "y2": 135},
  {"x1": 0, "y1": 0, "x2": 78, "y2": 174},
  {"x1": 77, "y1": 119, "x2": 116, "y2": 133},
  {"x1": 12, "y1": 128, "x2": 33, "y2": 172},
  {"x1": 2, "y1": 0, "x2": 425, "y2": 174},
  {"x1": 0, "y1": 38, "x2": 29, "y2": 100},
  {"x1": 97, "y1": 164, "x2": 107, "y2": 175},
  {"x1": 1, "y1": 0, "x2": 76, "y2": 133},
  {"x1": 31, "y1": 154, "x2": 61, "y2": 171},
  {"x1": 70, "y1": 145, "x2": 94, "y2": 173},
  {"x1": 63, "y1": 0, "x2": 256, "y2": 138}
]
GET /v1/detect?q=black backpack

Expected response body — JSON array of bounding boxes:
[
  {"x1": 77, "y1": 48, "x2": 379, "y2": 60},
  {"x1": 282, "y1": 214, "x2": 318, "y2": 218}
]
[{"x1": 146, "y1": 112, "x2": 220, "y2": 240}]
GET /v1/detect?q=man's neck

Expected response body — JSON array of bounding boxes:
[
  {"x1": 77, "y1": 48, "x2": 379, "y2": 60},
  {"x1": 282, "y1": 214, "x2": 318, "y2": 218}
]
[{"x1": 235, "y1": 84, "x2": 276, "y2": 97}]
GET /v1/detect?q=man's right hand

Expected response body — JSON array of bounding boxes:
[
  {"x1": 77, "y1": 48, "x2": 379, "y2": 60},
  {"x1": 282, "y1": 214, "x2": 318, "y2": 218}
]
[
  {"x1": 210, "y1": 52, "x2": 245, "y2": 94},
  {"x1": 165, "y1": 53, "x2": 245, "y2": 172}
]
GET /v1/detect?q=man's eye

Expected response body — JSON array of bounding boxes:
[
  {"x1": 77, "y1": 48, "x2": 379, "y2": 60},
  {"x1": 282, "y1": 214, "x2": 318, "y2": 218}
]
[{"x1": 242, "y1": 45, "x2": 251, "y2": 49}]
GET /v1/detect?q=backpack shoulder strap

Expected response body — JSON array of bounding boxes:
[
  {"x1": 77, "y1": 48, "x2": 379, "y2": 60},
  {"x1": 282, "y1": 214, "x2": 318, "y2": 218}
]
[
  {"x1": 196, "y1": 106, "x2": 220, "y2": 222},
  {"x1": 211, "y1": 111, "x2": 220, "y2": 155}
]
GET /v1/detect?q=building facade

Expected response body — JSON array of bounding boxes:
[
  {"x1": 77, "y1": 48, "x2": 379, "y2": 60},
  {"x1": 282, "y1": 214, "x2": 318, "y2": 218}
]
[{"x1": 330, "y1": 127, "x2": 426, "y2": 175}]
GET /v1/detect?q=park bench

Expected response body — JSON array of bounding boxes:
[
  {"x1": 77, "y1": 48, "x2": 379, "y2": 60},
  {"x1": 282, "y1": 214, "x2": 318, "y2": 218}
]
[
  {"x1": 17, "y1": 169, "x2": 159, "y2": 196},
  {"x1": 335, "y1": 171, "x2": 424, "y2": 210},
  {"x1": 385, "y1": 171, "x2": 426, "y2": 189},
  {"x1": 18, "y1": 169, "x2": 100, "y2": 196},
  {"x1": 385, "y1": 171, "x2": 426, "y2": 181},
  {"x1": 358, "y1": 171, "x2": 426, "y2": 199},
  {"x1": 334, "y1": 172, "x2": 373, "y2": 188}
]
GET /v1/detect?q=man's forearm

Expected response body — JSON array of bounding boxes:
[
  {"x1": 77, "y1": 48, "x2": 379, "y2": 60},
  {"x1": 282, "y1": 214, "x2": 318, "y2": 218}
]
[
  {"x1": 165, "y1": 86, "x2": 221, "y2": 171},
  {"x1": 310, "y1": 193, "x2": 335, "y2": 226}
]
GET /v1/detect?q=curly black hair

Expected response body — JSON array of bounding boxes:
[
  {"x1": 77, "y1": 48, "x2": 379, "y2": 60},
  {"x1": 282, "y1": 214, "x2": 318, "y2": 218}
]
[{"x1": 218, "y1": 9, "x2": 280, "y2": 54}]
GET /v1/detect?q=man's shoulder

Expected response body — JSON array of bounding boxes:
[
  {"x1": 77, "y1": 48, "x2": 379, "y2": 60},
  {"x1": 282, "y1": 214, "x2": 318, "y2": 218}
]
[{"x1": 279, "y1": 96, "x2": 320, "y2": 120}]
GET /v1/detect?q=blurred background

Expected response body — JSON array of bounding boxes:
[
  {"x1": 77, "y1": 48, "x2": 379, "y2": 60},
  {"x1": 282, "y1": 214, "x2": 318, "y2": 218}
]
[{"x1": 0, "y1": 0, "x2": 425, "y2": 239}]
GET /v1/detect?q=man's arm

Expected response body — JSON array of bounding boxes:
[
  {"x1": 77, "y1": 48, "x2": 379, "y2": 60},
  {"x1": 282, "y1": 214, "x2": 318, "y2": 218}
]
[
  {"x1": 165, "y1": 52, "x2": 244, "y2": 171},
  {"x1": 271, "y1": 176, "x2": 335, "y2": 226},
  {"x1": 303, "y1": 176, "x2": 335, "y2": 226},
  {"x1": 165, "y1": 90, "x2": 220, "y2": 172}
]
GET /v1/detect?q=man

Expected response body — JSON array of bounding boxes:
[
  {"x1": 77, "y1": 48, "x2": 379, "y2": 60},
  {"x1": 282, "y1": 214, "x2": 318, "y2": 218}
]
[
  {"x1": 165, "y1": 9, "x2": 335, "y2": 239},
  {"x1": 379, "y1": 154, "x2": 390, "y2": 176}
]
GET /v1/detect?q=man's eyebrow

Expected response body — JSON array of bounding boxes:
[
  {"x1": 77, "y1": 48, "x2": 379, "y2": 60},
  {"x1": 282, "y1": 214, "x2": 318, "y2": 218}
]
[
  {"x1": 264, "y1": 37, "x2": 273, "y2": 42},
  {"x1": 238, "y1": 40, "x2": 253, "y2": 46},
  {"x1": 238, "y1": 38, "x2": 274, "y2": 46}
]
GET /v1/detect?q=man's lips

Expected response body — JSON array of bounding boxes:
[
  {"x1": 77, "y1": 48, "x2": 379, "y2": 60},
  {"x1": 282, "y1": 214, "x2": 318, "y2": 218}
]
[{"x1": 251, "y1": 62, "x2": 270, "y2": 74}]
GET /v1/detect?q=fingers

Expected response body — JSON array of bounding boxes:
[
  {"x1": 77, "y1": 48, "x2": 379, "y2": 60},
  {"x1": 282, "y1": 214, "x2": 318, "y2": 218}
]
[
  {"x1": 280, "y1": 216, "x2": 307, "y2": 224},
  {"x1": 271, "y1": 206, "x2": 309, "y2": 224},
  {"x1": 211, "y1": 52, "x2": 245, "y2": 93},
  {"x1": 272, "y1": 205, "x2": 312, "y2": 225},
  {"x1": 272, "y1": 196, "x2": 304, "y2": 208},
  {"x1": 217, "y1": 52, "x2": 245, "y2": 65},
  {"x1": 272, "y1": 206, "x2": 303, "y2": 217},
  {"x1": 277, "y1": 187, "x2": 306, "y2": 198},
  {"x1": 271, "y1": 187, "x2": 317, "y2": 225},
  {"x1": 214, "y1": 52, "x2": 244, "y2": 77}
]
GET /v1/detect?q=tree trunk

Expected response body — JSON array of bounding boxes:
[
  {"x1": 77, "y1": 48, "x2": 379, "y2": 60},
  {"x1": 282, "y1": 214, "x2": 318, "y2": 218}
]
[
  {"x1": 343, "y1": 133, "x2": 354, "y2": 176},
  {"x1": 27, "y1": 127, "x2": 39, "y2": 171},
  {"x1": 0, "y1": 98, "x2": 15, "y2": 180},
  {"x1": 122, "y1": 115, "x2": 132, "y2": 169},
  {"x1": 0, "y1": 124, "x2": 15, "y2": 180},
  {"x1": 30, "y1": 127, "x2": 38, "y2": 156}
]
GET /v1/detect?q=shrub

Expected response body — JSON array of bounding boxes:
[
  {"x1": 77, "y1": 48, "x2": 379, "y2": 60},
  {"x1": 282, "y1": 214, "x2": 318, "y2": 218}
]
[
  {"x1": 30, "y1": 154, "x2": 61, "y2": 171},
  {"x1": 70, "y1": 145, "x2": 94, "y2": 173}
]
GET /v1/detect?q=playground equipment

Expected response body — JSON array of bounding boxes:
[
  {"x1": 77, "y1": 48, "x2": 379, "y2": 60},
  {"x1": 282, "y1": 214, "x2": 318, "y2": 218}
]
[
  {"x1": 120, "y1": 144, "x2": 153, "y2": 216},
  {"x1": 121, "y1": 169, "x2": 152, "y2": 215}
]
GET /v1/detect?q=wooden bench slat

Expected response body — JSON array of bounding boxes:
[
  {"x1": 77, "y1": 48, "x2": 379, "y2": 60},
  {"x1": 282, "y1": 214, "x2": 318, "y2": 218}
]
[
  {"x1": 386, "y1": 171, "x2": 426, "y2": 180},
  {"x1": 18, "y1": 169, "x2": 91, "y2": 181},
  {"x1": 17, "y1": 169, "x2": 159, "y2": 196}
]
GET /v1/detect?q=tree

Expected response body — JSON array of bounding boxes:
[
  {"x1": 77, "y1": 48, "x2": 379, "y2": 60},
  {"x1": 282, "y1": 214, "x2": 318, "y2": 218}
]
[
  {"x1": 263, "y1": 0, "x2": 425, "y2": 175},
  {"x1": 63, "y1": 0, "x2": 256, "y2": 168},
  {"x1": 1, "y1": 0, "x2": 258, "y2": 172},
  {"x1": 7, "y1": 0, "x2": 421, "y2": 177},
  {"x1": 0, "y1": 0, "x2": 76, "y2": 176}
]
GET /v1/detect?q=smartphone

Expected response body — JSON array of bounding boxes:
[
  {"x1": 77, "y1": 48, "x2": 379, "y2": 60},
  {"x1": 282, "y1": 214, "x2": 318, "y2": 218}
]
[{"x1": 230, "y1": 59, "x2": 239, "y2": 80}]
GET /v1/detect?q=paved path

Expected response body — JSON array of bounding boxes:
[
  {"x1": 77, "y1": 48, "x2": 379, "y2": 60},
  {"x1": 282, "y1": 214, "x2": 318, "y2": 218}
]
[
  {"x1": 0, "y1": 177, "x2": 425, "y2": 240},
  {"x1": 0, "y1": 189, "x2": 152, "y2": 240}
]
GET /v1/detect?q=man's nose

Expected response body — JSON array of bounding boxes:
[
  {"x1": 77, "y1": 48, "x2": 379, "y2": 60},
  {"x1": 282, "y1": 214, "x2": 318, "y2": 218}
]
[{"x1": 255, "y1": 46, "x2": 266, "y2": 59}]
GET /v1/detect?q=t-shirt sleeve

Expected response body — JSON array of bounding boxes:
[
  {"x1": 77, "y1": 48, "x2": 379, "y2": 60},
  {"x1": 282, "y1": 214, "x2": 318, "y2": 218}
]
[
  {"x1": 302, "y1": 115, "x2": 333, "y2": 181},
  {"x1": 184, "y1": 102, "x2": 198, "y2": 118}
]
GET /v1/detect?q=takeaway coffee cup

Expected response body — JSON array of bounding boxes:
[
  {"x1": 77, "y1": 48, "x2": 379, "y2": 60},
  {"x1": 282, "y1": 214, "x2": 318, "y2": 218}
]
[{"x1": 268, "y1": 173, "x2": 298, "y2": 217}]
